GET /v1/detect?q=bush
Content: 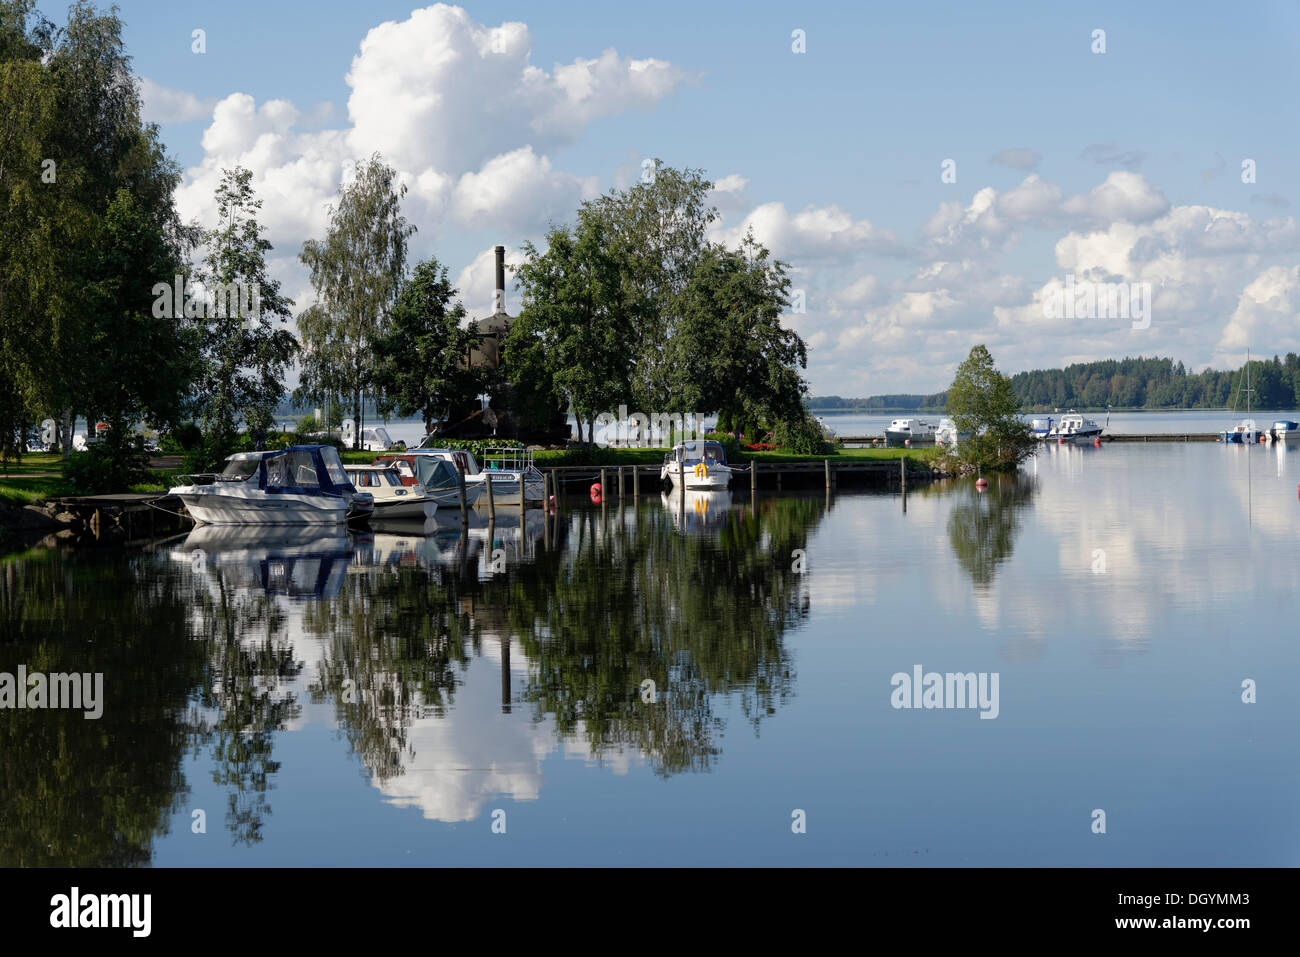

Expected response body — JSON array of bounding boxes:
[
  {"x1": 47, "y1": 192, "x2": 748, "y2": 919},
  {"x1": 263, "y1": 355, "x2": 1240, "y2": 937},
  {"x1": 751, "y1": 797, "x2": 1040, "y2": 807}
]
[
  {"x1": 771, "y1": 414, "x2": 833, "y2": 455},
  {"x1": 160, "y1": 422, "x2": 202, "y2": 454},
  {"x1": 65, "y1": 437, "x2": 153, "y2": 494}
]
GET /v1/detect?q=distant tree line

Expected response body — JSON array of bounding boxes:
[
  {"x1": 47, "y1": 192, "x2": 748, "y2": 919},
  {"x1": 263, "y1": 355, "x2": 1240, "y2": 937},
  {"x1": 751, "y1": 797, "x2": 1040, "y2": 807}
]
[
  {"x1": 1009, "y1": 355, "x2": 1300, "y2": 411},
  {"x1": 809, "y1": 355, "x2": 1300, "y2": 415}
]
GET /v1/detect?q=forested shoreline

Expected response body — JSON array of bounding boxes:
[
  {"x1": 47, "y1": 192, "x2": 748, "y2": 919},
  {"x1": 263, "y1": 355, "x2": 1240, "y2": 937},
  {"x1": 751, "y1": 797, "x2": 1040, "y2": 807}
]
[{"x1": 811, "y1": 355, "x2": 1300, "y2": 413}]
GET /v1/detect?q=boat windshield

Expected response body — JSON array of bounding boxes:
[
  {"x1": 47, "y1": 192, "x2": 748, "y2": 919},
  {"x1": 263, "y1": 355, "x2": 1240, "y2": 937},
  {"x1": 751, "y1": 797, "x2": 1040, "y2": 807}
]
[
  {"x1": 677, "y1": 442, "x2": 726, "y2": 465},
  {"x1": 219, "y1": 457, "x2": 260, "y2": 481},
  {"x1": 319, "y1": 446, "x2": 350, "y2": 487}
]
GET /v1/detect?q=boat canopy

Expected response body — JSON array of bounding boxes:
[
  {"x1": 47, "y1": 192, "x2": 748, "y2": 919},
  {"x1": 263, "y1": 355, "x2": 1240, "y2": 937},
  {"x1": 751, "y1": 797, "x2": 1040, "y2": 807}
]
[
  {"x1": 258, "y1": 445, "x2": 351, "y2": 496},
  {"x1": 668, "y1": 440, "x2": 728, "y2": 465}
]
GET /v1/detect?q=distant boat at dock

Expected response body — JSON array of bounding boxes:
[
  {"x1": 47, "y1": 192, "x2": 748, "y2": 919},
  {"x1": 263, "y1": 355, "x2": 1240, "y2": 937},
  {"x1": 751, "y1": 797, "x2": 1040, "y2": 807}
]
[
  {"x1": 885, "y1": 418, "x2": 937, "y2": 445},
  {"x1": 1048, "y1": 412, "x2": 1103, "y2": 441}
]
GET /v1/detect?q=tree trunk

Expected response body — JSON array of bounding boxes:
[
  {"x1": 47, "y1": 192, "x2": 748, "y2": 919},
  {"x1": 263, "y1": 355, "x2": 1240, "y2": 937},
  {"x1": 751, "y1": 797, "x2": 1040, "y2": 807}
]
[
  {"x1": 59, "y1": 409, "x2": 73, "y2": 459},
  {"x1": 353, "y1": 388, "x2": 361, "y2": 450}
]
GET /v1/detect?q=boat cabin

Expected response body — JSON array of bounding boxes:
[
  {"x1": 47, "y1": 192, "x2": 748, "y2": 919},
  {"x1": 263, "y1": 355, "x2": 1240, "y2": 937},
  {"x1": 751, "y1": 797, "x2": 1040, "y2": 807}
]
[{"x1": 664, "y1": 440, "x2": 729, "y2": 466}]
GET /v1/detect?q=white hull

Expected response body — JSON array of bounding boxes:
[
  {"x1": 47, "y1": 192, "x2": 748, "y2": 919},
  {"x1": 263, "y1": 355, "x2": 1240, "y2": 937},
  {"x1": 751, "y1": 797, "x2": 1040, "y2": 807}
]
[
  {"x1": 469, "y1": 474, "x2": 544, "y2": 506},
  {"x1": 661, "y1": 466, "x2": 733, "y2": 490},
  {"x1": 174, "y1": 489, "x2": 348, "y2": 526},
  {"x1": 885, "y1": 429, "x2": 937, "y2": 445},
  {"x1": 371, "y1": 498, "x2": 437, "y2": 520}
]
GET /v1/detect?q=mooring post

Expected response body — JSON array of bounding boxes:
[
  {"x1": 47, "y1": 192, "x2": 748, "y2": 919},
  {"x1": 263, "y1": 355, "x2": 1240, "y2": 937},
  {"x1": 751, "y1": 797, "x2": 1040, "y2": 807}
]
[
  {"x1": 678, "y1": 456, "x2": 685, "y2": 511},
  {"x1": 824, "y1": 458, "x2": 830, "y2": 491},
  {"x1": 633, "y1": 463, "x2": 640, "y2": 498},
  {"x1": 751, "y1": 459, "x2": 758, "y2": 497},
  {"x1": 485, "y1": 468, "x2": 495, "y2": 520},
  {"x1": 617, "y1": 466, "x2": 624, "y2": 503},
  {"x1": 457, "y1": 464, "x2": 469, "y2": 527}
]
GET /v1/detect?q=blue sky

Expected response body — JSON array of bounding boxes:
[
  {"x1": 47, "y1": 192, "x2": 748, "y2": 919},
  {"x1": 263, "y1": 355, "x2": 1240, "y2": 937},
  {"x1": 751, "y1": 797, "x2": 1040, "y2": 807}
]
[{"x1": 43, "y1": 0, "x2": 1300, "y2": 395}]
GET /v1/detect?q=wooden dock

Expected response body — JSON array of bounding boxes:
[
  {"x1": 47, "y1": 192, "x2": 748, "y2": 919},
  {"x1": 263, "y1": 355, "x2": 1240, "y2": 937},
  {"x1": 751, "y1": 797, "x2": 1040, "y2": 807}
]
[
  {"x1": 839, "y1": 433, "x2": 1222, "y2": 445},
  {"x1": 539, "y1": 458, "x2": 924, "y2": 494}
]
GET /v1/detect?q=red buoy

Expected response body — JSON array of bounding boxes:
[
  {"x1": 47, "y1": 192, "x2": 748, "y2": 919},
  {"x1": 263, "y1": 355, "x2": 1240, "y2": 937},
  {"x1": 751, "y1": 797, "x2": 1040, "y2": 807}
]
[
  {"x1": 1094, "y1": 437, "x2": 1101, "y2": 448},
  {"x1": 589, "y1": 483, "x2": 602, "y2": 504},
  {"x1": 548, "y1": 494, "x2": 556, "y2": 507},
  {"x1": 975, "y1": 477, "x2": 988, "y2": 491}
]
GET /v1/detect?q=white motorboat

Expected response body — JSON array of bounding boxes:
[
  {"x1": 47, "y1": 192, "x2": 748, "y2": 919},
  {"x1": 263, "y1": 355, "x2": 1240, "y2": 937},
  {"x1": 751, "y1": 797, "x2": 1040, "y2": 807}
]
[
  {"x1": 1048, "y1": 412, "x2": 1103, "y2": 441},
  {"x1": 344, "y1": 464, "x2": 438, "y2": 519},
  {"x1": 935, "y1": 417, "x2": 971, "y2": 447},
  {"x1": 168, "y1": 445, "x2": 357, "y2": 525},
  {"x1": 1029, "y1": 417, "x2": 1054, "y2": 440},
  {"x1": 660, "y1": 440, "x2": 735, "y2": 490},
  {"x1": 374, "y1": 453, "x2": 485, "y2": 508},
  {"x1": 1220, "y1": 418, "x2": 1260, "y2": 444},
  {"x1": 884, "y1": 418, "x2": 937, "y2": 445},
  {"x1": 1268, "y1": 420, "x2": 1300, "y2": 445},
  {"x1": 401, "y1": 446, "x2": 544, "y2": 505}
]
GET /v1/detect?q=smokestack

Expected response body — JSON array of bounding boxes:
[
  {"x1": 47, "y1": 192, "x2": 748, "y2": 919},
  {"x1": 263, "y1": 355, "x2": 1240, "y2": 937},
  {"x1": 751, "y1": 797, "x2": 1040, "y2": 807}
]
[{"x1": 493, "y1": 245, "x2": 505, "y2": 314}]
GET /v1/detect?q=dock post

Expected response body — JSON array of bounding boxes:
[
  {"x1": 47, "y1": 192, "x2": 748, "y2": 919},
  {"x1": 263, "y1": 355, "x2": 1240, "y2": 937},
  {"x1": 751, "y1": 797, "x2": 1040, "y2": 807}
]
[
  {"x1": 543, "y1": 479, "x2": 550, "y2": 550},
  {"x1": 599, "y1": 468, "x2": 606, "y2": 502},
  {"x1": 678, "y1": 457, "x2": 685, "y2": 511},
  {"x1": 633, "y1": 463, "x2": 640, "y2": 499},
  {"x1": 485, "y1": 469, "x2": 495, "y2": 520},
  {"x1": 751, "y1": 459, "x2": 758, "y2": 497},
  {"x1": 824, "y1": 458, "x2": 830, "y2": 491},
  {"x1": 900, "y1": 456, "x2": 907, "y2": 512},
  {"x1": 457, "y1": 465, "x2": 468, "y2": 527},
  {"x1": 519, "y1": 475, "x2": 525, "y2": 524},
  {"x1": 618, "y1": 466, "x2": 624, "y2": 503}
]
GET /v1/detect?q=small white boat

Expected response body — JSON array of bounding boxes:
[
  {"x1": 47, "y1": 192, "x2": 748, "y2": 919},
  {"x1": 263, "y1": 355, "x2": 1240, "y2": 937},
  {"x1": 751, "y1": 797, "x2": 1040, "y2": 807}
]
[
  {"x1": 1268, "y1": 420, "x2": 1300, "y2": 445},
  {"x1": 168, "y1": 445, "x2": 357, "y2": 526},
  {"x1": 344, "y1": 464, "x2": 438, "y2": 519},
  {"x1": 661, "y1": 440, "x2": 735, "y2": 490},
  {"x1": 1048, "y1": 412, "x2": 1103, "y2": 441},
  {"x1": 935, "y1": 417, "x2": 971, "y2": 447},
  {"x1": 1030, "y1": 417, "x2": 1054, "y2": 440},
  {"x1": 358, "y1": 427, "x2": 398, "y2": 452},
  {"x1": 1220, "y1": 418, "x2": 1260, "y2": 444},
  {"x1": 884, "y1": 418, "x2": 937, "y2": 445},
  {"x1": 403, "y1": 446, "x2": 544, "y2": 505}
]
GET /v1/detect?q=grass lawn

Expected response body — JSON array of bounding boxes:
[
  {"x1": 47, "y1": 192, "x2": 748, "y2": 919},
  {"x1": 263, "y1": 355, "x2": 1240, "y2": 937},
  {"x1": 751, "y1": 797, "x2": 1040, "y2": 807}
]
[{"x1": 0, "y1": 476, "x2": 75, "y2": 506}]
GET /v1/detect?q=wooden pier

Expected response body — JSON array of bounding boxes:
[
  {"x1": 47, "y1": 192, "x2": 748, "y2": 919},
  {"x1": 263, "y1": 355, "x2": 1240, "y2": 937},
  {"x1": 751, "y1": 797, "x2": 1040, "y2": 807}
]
[
  {"x1": 839, "y1": 433, "x2": 1222, "y2": 445},
  {"x1": 539, "y1": 458, "x2": 926, "y2": 495}
]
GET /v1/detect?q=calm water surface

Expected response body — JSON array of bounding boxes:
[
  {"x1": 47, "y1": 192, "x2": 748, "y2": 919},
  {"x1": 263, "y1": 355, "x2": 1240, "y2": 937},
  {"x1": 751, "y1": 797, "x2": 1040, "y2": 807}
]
[{"x1": 2, "y1": 443, "x2": 1297, "y2": 866}]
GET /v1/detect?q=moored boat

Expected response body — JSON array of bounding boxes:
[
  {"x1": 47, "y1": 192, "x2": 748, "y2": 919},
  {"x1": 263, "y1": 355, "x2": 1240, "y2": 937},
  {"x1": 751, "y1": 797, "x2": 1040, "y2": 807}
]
[
  {"x1": 1048, "y1": 412, "x2": 1103, "y2": 441},
  {"x1": 1220, "y1": 418, "x2": 1260, "y2": 444},
  {"x1": 884, "y1": 418, "x2": 937, "y2": 445},
  {"x1": 1268, "y1": 420, "x2": 1300, "y2": 445},
  {"x1": 168, "y1": 445, "x2": 357, "y2": 525},
  {"x1": 1030, "y1": 417, "x2": 1054, "y2": 440},
  {"x1": 344, "y1": 464, "x2": 438, "y2": 519},
  {"x1": 660, "y1": 440, "x2": 735, "y2": 490}
]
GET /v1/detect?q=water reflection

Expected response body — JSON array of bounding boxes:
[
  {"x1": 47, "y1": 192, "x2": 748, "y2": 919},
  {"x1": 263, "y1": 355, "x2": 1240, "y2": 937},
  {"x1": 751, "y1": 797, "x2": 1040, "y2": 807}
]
[{"x1": 933, "y1": 474, "x2": 1036, "y2": 588}]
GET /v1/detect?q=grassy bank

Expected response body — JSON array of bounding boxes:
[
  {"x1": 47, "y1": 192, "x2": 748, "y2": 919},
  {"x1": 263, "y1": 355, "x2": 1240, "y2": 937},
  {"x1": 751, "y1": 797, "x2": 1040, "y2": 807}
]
[{"x1": 342, "y1": 445, "x2": 940, "y2": 468}]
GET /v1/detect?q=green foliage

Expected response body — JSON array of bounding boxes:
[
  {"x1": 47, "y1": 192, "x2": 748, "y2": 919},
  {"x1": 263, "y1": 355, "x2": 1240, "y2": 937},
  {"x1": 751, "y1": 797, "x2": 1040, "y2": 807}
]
[
  {"x1": 942, "y1": 345, "x2": 1036, "y2": 475},
  {"x1": 770, "y1": 414, "x2": 832, "y2": 455},
  {"x1": 371, "y1": 257, "x2": 481, "y2": 433},
  {"x1": 64, "y1": 436, "x2": 151, "y2": 494},
  {"x1": 671, "y1": 236, "x2": 807, "y2": 428},
  {"x1": 192, "y1": 167, "x2": 298, "y2": 440},
  {"x1": 509, "y1": 216, "x2": 640, "y2": 442},
  {"x1": 159, "y1": 421, "x2": 202, "y2": 453},
  {"x1": 298, "y1": 154, "x2": 415, "y2": 449}
]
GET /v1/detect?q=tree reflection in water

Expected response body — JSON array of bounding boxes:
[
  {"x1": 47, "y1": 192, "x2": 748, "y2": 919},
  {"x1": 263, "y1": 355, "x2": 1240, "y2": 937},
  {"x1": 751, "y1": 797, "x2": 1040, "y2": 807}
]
[{"x1": 935, "y1": 473, "x2": 1036, "y2": 588}]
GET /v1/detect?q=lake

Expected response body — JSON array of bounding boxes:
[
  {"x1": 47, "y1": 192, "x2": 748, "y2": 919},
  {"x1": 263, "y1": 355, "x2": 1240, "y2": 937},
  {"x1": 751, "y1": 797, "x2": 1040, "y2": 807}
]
[{"x1": 2, "y1": 441, "x2": 1297, "y2": 866}]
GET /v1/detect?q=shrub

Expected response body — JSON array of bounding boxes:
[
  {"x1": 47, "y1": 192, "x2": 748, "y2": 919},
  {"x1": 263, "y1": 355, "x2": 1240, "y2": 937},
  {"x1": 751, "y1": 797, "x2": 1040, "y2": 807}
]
[
  {"x1": 160, "y1": 422, "x2": 202, "y2": 454},
  {"x1": 65, "y1": 437, "x2": 153, "y2": 494},
  {"x1": 771, "y1": 414, "x2": 833, "y2": 455}
]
